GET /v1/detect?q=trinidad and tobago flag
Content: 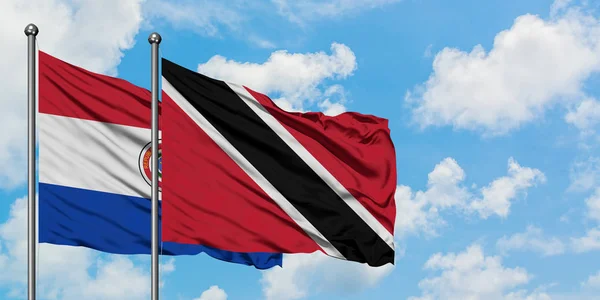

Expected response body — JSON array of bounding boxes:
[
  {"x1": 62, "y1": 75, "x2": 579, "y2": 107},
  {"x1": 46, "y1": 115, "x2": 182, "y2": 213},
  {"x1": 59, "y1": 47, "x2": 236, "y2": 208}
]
[{"x1": 161, "y1": 58, "x2": 397, "y2": 266}]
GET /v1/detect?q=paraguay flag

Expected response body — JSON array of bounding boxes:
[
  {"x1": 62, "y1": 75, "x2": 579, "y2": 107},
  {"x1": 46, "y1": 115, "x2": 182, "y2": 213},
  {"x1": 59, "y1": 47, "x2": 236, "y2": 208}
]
[{"x1": 37, "y1": 51, "x2": 282, "y2": 269}]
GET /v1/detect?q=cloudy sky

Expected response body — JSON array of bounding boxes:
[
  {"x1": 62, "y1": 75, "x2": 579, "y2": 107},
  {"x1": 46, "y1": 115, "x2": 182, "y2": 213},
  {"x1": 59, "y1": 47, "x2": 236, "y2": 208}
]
[{"x1": 1, "y1": 0, "x2": 600, "y2": 299}]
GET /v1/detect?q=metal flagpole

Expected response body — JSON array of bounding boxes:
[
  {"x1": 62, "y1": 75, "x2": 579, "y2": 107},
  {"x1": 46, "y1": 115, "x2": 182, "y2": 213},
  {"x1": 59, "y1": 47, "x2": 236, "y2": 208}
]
[
  {"x1": 148, "y1": 32, "x2": 162, "y2": 300},
  {"x1": 24, "y1": 23, "x2": 39, "y2": 300}
]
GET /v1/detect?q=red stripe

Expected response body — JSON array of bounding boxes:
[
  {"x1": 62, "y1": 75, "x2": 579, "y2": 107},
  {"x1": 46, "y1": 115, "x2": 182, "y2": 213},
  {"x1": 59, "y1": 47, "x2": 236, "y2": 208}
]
[
  {"x1": 245, "y1": 87, "x2": 397, "y2": 235},
  {"x1": 39, "y1": 51, "x2": 154, "y2": 128},
  {"x1": 160, "y1": 92, "x2": 320, "y2": 253}
]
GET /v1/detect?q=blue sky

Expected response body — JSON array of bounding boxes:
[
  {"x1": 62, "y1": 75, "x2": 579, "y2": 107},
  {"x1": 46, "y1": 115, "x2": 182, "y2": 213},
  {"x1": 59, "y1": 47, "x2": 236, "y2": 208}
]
[{"x1": 1, "y1": 0, "x2": 600, "y2": 299}]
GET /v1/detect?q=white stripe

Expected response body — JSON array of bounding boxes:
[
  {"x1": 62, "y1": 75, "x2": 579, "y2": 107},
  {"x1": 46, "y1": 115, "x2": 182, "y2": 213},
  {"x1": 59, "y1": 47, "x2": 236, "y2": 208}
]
[
  {"x1": 227, "y1": 83, "x2": 396, "y2": 251},
  {"x1": 162, "y1": 78, "x2": 345, "y2": 260},
  {"x1": 39, "y1": 113, "x2": 156, "y2": 199}
]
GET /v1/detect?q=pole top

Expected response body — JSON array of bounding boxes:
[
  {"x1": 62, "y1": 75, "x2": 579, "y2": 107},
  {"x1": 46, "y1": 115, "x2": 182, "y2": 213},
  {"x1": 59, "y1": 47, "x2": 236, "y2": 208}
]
[
  {"x1": 24, "y1": 23, "x2": 39, "y2": 36},
  {"x1": 148, "y1": 32, "x2": 162, "y2": 44}
]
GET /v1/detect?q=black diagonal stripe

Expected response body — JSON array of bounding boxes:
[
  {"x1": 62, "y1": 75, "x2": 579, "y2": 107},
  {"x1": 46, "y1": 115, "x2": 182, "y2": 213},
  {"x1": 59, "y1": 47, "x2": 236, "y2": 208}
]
[{"x1": 162, "y1": 58, "x2": 394, "y2": 266}]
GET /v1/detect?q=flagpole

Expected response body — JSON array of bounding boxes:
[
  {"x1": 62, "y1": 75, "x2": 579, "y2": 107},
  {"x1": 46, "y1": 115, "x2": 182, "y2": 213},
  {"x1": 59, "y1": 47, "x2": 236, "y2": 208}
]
[
  {"x1": 24, "y1": 23, "x2": 38, "y2": 300},
  {"x1": 149, "y1": 32, "x2": 162, "y2": 300}
]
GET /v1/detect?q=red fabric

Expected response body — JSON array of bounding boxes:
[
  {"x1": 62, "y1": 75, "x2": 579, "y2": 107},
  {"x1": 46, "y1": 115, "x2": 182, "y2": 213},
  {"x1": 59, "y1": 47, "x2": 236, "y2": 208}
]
[{"x1": 39, "y1": 51, "x2": 154, "y2": 129}]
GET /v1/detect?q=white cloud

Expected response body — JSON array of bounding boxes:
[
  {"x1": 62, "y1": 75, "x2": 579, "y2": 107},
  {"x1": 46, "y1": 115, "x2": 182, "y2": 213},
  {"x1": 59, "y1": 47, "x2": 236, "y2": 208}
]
[
  {"x1": 394, "y1": 158, "x2": 469, "y2": 237},
  {"x1": 274, "y1": 84, "x2": 349, "y2": 116},
  {"x1": 197, "y1": 42, "x2": 356, "y2": 112},
  {"x1": 581, "y1": 270, "x2": 600, "y2": 289},
  {"x1": 406, "y1": 4, "x2": 600, "y2": 136},
  {"x1": 571, "y1": 228, "x2": 600, "y2": 253},
  {"x1": 569, "y1": 182, "x2": 600, "y2": 254},
  {"x1": 569, "y1": 157, "x2": 600, "y2": 192},
  {"x1": 423, "y1": 44, "x2": 434, "y2": 58},
  {"x1": 73, "y1": 257, "x2": 150, "y2": 300},
  {"x1": 194, "y1": 285, "x2": 228, "y2": 300},
  {"x1": 550, "y1": 0, "x2": 574, "y2": 17},
  {"x1": 496, "y1": 226, "x2": 566, "y2": 257},
  {"x1": 272, "y1": 0, "x2": 401, "y2": 25},
  {"x1": 144, "y1": 0, "x2": 400, "y2": 47},
  {"x1": 409, "y1": 244, "x2": 541, "y2": 300},
  {"x1": 318, "y1": 99, "x2": 347, "y2": 116},
  {"x1": 160, "y1": 257, "x2": 175, "y2": 273},
  {"x1": 394, "y1": 185, "x2": 443, "y2": 237},
  {"x1": 396, "y1": 157, "x2": 545, "y2": 237},
  {"x1": 0, "y1": 0, "x2": 145, "y2": 188},
  {"x1": 469, "y1": 158, "x2": 546, "y2": 219},
  {"x1": 317, "y1": 85, "x2": 348, "y2": 116},
  {"x1": 565, "y1": 98, "x2": 600, "y2": 136},
  {"x1": 142, "y1": 0, "x2": 279, "y2": 49},
  {"x1": 0, "y1": 196, "x2": 176, "y2": 299},
  {"x1": 144, "y1": 0, "x2": 242, "y2": 37},
  {"x1": 247, "y1": 35, "x2": 278, "y2": 49},
  {"x1": 147, "y1": 0, "x2": 402, "y2": 39},
  {"x1": 260, "y1": 252, "x2": 395, "y2": 300},
  {"x1": 504, "y1": 289, "x2": 552, "y2": 300},
  {"x1": 585, "y1": 188, "x2": 600, "y2": 222}
]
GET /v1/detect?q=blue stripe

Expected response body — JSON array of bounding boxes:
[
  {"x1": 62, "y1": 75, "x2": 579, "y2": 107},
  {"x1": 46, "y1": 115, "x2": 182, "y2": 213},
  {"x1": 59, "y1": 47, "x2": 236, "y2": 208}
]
[{"x1": 39, "y1": 182, "x2": 282, "y2": 269}]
